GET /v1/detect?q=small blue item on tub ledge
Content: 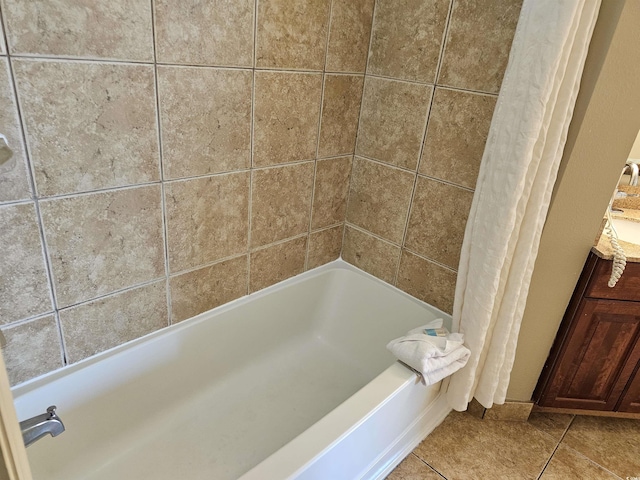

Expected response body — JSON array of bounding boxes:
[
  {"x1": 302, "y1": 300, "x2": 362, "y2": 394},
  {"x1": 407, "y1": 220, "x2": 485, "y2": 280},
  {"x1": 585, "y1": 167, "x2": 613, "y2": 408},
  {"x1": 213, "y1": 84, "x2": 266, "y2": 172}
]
[{"x1": 386, "y1": 318, "x2": 471, "y2": 385}]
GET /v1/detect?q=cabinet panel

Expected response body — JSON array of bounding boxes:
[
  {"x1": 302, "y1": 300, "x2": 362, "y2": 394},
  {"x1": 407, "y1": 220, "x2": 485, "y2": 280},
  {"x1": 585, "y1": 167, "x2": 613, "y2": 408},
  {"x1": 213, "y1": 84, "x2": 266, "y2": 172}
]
[
  {"x1": 538, "y1": 298, "x2": 640, "y2": 410},
  {"x1": 586, "y1": 259, "x2": 640, "y2": 302},
  {"x1": 617, "y1": 344, "x2": 640, "y2": 413}
]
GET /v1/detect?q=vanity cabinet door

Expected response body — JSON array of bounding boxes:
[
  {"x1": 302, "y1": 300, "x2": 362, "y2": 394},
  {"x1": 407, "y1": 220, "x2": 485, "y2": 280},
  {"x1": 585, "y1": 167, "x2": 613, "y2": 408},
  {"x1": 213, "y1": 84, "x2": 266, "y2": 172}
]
[
  {"x1": 617, "y1": 350, "x2": 640, "y2": 413},
  {"x1": 537, "y1": 298, "x2": 640, "y2": 410}
]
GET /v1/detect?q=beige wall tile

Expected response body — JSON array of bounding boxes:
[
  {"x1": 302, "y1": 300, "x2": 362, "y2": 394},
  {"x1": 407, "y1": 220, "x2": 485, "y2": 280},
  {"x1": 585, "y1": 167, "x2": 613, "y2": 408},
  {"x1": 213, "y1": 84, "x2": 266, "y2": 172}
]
[
  {"x1": 251, "y1": 163, "x2": 314, "y2": 247},
  {"x1": 387, "y1": 454, "x2": 443, "y2": 480},
  {"x1": 158, "y1": 66, "x2": 251, "y2": 179},
  {"x1": 154, "y1": 0, "x2": 254, "y2": 67},
  {"x1": 60, "y1": 281, "x2": 167, "y2": 364},
  {"x1": 250, "y1": 236, "x2": 307, "y2": 292},
  {"x1": 356, "y1": 77, "x2": 432, "y2": 170},
  {"x1": 420, "y1": 88, "x2": 496, "y2": 189},
  {"x1": 256, "y1": 0, "x2": 331, "y2": 70},
  {"x1": 438, "y1": 0, "x2": 522, "y2": 93},
  {"x1": 2, "y1": 0, "x2": 153, "y2": 61},
  {"x1": 1, "y1": 315, "x2": 62, "y2": 386},
  {"x1": 0, "y1": 203, "x2": 52, "y2": 324},
  {"x1": 325, "y1": 0, "x2": 375, "y2": 73},
  {"x1": 311, "y1": 156, "x2": 352, "y2": 229},
  {"x1": 253, "y1": 72, "x2": 322, "y2": 167},
  {"x1": 396, "y1": 250, "x2": 456, "y2": 313},
  {"x1": 165, "y1": 173, "x2": 249, "y2": 272},
  {"x1": 368, "y1": 0, "x2": 450, "y2": 83},
  {"x1": 14, "y1": 60, "x2": 159, "y2": 197},
  {"x1": 318, "y1": 75, "x2": 364, "y2": 158},
  {"x1": 405, "y1": 176, "x2": 473, "y2": 269},
  {"x1": 342, "y1": 226, "x2": 400, "y2": 284},
  {"x1": 307, "y1": 225, "x2": 343, "y2": 270},
  {"x1": 170, "y1": 255, "x2": 248, "y2": 323},
  {"x1": 41, "y1": 185, "x2": 164, "y2": 307},
  {"x1": 0, "y1": 58, "x2": 31, "y2": 203},
  {"x1": 346, "y1": 157, "x2": 414, "y2": 244}
]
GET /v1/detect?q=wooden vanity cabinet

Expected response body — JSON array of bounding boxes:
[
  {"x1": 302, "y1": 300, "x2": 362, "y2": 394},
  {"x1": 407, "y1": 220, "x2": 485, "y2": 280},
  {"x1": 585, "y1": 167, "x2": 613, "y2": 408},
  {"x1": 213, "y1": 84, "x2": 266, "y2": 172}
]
[{"x1": 534, "y1": 252, "x2": 640, "y2": 413}]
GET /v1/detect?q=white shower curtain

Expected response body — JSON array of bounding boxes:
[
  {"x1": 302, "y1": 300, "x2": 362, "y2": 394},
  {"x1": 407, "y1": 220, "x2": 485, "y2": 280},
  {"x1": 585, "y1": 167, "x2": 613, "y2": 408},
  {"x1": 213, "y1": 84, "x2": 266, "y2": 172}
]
[{"x1": 446, "y1": 0, "x2": 602, "y2": 411}]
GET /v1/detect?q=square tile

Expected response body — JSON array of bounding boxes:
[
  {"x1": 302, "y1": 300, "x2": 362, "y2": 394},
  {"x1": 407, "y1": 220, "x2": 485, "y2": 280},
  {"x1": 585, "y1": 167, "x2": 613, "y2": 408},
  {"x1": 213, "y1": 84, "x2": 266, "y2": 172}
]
[
  {"x1": 0, "y1": 58, "x2": 31, "y2": 203},
  {"x1": 405, "y1": 176, "x2": 473, "y2": 269},
  {"x1": 59, "y1": 281, "x2": 167, "y2": 363},
  {"x1": 396, "y1": 250, "x2": 456, "y2": 314},
  {"x1": 256, "y1": 0, "x2": 331, "y2": 70},
  {"x1": 253, "y1": 71, "x2": 323, "y2": 167},
  {"x1": 356, "y1": 77, "x2": 432, "y2": 170},
  {"x1": 528, "y1": 413, "x2": 574, "y2": 443},
  {"x1": 483, "y1": 401, "x2": 533, "y2": 422},
  {"x1": 562, "y1": 415, "x2": 640, "y2": 478},
  {"x1": 158, "y1": 66, "x2": 251, "y2": 179},
  {"x1": 318, "y1": 75, "x2": 364, "y2": 158},
  {"x1": 414, "y1": 411, "x2": 557, "y2": 479},
  {"x1": 13, "y1": 59, "x2": 159, "y2": 196},
  {"x1": 170, "y1": 255, "x2": 248, "y2": 323},
  {"x1": 307, "y1": 225, "x2": 343, "y2": 270},
  {"x1": 311, "y1": 156, "x2": 352, "y2": 229},
  {"x1": 0, "y1": 203, "x2": 52, "y2": 324},
  {"x1": 154, "y1": 0, "x2": 254, "y2": 66},
  {"x1": 251, "y1": 162, "x2": 314, "y2": 247},
  {"x1": 342, "y1": 226, "x2": 400, "y2": 284},
  {"x1": 250, "y1": 236, "x2": 307, "y2": 292},
  {"x1": 540, "y1": 445, "x2": 619, "y2": 480},
  {"x1": 438, "y1": 0, "x2": 522, "y2": 93},
  {"x1": 345, "y1": 157, "x2": 414, "y2": 244},
  {"x1": 387, "y1": 454, "x2": 444, "y2": 480},
  {"x1": 325, "y1": 0, "x2": 375, "y2": 73},
  {"x1": 420, "y1": 88, "x2": 496, "y2": 189},
  {"x1": 0, "y1": 315, "x2": 62, "y2": 386},
  {"x1": 165, "y1": 173, "x2": 249, "y2": 272},
  {"x1": 41, "y1": 185, "x2": 165, "y2": 307},
  {"x1": 368, "y1": 0, "x2": 450, "y2": 83},
  {"x1": 2, "y1": 0, "x2": 154, "y2": 61}
]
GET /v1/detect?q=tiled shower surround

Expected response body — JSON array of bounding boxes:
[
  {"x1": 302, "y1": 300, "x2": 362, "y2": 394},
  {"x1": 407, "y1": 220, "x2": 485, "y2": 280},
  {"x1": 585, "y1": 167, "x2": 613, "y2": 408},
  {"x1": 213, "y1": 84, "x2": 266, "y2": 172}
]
[{"x1": 0, "y1": 0, "x2": 521, "y2": 386}]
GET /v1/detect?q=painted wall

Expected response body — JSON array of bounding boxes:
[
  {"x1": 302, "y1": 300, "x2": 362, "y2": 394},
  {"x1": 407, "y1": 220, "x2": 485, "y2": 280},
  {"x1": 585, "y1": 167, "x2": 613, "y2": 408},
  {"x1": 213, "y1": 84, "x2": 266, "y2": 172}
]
[
  {"x1": 0, "y1": 0, "x2": 374, "y2": 385},
  {"x1": 342, "y1": 0, "x2": 522, "y2": 314},
  {"x1": 507, "y1": 0, "x2": 640, "y2": 401}
]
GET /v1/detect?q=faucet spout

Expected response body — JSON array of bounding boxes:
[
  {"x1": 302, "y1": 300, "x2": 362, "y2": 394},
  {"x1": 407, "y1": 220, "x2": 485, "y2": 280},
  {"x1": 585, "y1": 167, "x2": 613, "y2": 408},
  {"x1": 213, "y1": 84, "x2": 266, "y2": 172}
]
[
  {"x1": 623, "y1": 160, "x2": 639, "y2": 186},
  {"x1": 20, "y1": 406, "x2": 65, "y2": 448}
]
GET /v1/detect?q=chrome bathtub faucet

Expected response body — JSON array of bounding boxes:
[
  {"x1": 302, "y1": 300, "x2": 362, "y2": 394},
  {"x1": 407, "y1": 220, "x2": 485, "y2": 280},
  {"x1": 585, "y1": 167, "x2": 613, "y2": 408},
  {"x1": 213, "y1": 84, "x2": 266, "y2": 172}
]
[{"x1": 20, "y1": 405, "x2": 65, "y2": 447}]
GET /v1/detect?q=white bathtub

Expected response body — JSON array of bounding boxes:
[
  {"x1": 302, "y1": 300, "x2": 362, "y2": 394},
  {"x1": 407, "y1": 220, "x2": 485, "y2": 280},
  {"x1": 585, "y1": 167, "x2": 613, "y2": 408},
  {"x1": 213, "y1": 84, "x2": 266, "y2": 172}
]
[{"x1": 12, "y1": 260, "x2": 452, "y2": 480}]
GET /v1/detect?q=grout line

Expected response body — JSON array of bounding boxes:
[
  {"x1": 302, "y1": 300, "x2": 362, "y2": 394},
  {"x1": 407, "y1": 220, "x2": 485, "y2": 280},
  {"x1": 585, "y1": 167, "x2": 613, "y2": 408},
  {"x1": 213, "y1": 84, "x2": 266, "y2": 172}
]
[
  {"x1": 55, "y1": 311, "x2": 70, "y2": 367},
  {"x1": 248, "y1": 0, "x2": 259, "y2": 294},
  {"x1": 434, "y1": 0, "x2": 455, "y2": 87},
  {"x1": 412, "y1": 453, "x2": 449, "y2": 480},
  {"x1": 306, "y1": 0, "x2": 333, "y2": 271},
  {"x1": 1, "y1": 9, "x2": 69, "y2": 363},
  {"x1": 310, "y1": 221, "x2": 344, "y2": 234},
  {"x1": 149, "y1": 0, "x2": 172, "y2": 327},
  {"x1": 251, "y1": 232, "x2": 309, "y2": 253},
  {"x1": 403, "y1": 246, "x2": 458, "y2": 273},
  {"x1": 344, "y1": 221, "x2": 400, "y2": 248},
  {"x1": 535, "y1": 415, "x2": 576, "y2": 480},
  {"x1": 35, "y1": 180, "x2": 162, "y2": 202},
  {"x1": 0, "y1": 311, "x2": 56, "y2": 330},
  {"x1": 393, "y1": 0, "x2": 456, "y2": 286},
  {"x1": 168, "y1": 253, "x2": 249, "y2": 279}
]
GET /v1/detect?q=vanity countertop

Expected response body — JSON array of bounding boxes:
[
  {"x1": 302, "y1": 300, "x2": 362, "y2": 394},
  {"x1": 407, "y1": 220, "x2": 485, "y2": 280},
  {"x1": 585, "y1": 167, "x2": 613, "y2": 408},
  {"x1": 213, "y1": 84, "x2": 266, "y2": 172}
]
[{"x1": 592, "y1": 185, "x2": 640, "y2": 262}]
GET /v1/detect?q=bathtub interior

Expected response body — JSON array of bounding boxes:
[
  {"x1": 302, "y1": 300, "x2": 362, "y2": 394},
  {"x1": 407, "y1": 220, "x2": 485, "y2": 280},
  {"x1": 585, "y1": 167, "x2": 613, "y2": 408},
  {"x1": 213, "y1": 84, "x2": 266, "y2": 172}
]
[{"x1": 12, "y1": 260, "x2": 450, "y2": 480}]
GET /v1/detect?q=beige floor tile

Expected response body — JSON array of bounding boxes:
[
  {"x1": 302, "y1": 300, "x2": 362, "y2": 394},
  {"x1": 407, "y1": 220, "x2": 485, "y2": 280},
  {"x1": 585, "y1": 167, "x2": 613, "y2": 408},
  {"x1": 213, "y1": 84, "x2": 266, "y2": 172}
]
[
  {"x1": 562, "y1": 415, "x2": 640, "y2": 479},
  {"x1": 386, "y1": 453, "x2": 444, "y2": 480},
  {"x1": 414, "y1": 411, "x2": 557, "y2": 480},
  {"x1": 527, "y1": 413, "x2": 574, "y2": 443},
  {"x1": 540, "y1": 444, "x2": 619, "y2": 480}
]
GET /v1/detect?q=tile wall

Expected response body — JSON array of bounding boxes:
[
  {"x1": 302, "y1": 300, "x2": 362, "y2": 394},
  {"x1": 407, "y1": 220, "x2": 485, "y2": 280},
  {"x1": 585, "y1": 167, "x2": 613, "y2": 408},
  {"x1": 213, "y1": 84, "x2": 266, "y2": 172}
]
[
  {"x1": 0, "y1": 0, "x2": 374, "y2": 385},
  {"x1": 344, "y1": 0, "x2": 522, "y2": 314},
  {"x1": 0, "y1": 0, "x2": 522, "y2": 386}
]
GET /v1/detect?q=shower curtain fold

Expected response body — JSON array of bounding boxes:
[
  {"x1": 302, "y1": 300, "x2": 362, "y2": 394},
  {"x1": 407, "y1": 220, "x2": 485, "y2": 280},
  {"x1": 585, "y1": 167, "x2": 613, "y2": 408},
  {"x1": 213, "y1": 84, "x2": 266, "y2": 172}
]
[{"x1": 446, "y1": 0, "x2": 602, "y2": 412}]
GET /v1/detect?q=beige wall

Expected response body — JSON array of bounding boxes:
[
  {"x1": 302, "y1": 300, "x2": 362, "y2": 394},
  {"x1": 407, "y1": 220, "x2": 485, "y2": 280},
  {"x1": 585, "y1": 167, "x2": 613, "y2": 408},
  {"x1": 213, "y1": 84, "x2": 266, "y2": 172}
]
[
  {"x1": 0, "y1": 0, "x2": 374, "y2": 385},
  {"x1": 342, "y1": 0, "x2": 522, "y2": 313},
  {"x1": 507, "y1": 0, "x2": 640, "y2": 401}
]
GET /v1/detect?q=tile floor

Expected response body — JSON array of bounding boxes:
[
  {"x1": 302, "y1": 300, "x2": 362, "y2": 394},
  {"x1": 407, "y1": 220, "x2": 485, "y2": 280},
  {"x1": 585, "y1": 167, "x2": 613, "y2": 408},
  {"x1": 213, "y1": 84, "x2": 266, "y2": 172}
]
[{"x1": 387, "y1": 411, "x2": 640, "y2": 479}]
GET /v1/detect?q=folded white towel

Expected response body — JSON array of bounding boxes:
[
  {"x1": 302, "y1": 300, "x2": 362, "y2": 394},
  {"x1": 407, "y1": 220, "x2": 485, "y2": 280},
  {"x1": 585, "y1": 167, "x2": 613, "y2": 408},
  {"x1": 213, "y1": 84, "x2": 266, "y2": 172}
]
[{"x1": 386, "y1": 319, "x2": 471, "y2": 385}]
